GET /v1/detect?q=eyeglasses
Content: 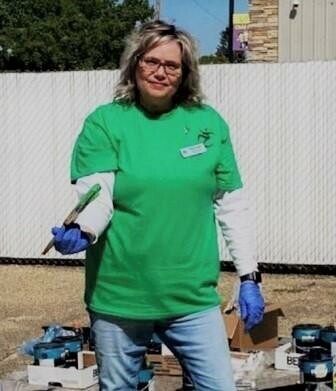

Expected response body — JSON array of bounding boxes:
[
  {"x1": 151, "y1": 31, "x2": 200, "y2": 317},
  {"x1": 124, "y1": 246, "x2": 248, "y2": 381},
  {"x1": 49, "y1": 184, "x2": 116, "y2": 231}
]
[{"x1": 139, "y1": 56, "x2": 182, "y2": 76}]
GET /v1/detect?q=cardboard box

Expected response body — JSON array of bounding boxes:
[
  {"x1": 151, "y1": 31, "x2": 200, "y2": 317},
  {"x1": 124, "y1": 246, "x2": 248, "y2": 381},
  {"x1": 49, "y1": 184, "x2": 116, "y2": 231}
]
[
  {"x1": 223, "y1": 304, "x2": 284, "y2": 351},
  {"x1": 162, "y1": 343, "x2": 173, "y2": 356},
  {"x1": 79, "y1": 350, "x2": 96, "y2": 369},
  {"x1": 28, "y1": 351, "x2": 98, "y2": 389},
  {"x1": 274, "y1": 342, "x2": 305, "y2": 372}
]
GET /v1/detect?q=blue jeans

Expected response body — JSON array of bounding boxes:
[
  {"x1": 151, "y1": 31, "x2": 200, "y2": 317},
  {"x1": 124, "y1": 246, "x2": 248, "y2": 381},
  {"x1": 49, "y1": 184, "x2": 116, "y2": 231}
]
[{"x1": 90, "y1": 306, "x2": 236, "y2": 391}]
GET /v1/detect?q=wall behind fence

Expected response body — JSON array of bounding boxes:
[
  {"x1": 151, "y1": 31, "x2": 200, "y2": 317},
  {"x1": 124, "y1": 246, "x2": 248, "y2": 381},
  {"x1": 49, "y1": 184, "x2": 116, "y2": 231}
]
[
  {"x1": 0, "y1": 62, "x2": 335, "y2": 265},
  {"x1": 279, "y1": 0, "x2": 336, "y2": 62}
]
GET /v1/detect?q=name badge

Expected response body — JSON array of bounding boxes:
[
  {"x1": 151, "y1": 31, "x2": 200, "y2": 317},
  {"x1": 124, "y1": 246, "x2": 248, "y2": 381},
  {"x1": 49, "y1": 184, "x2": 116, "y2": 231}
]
[{"x1": 180, "y1": 143, "x2": 207, "y2": 158}]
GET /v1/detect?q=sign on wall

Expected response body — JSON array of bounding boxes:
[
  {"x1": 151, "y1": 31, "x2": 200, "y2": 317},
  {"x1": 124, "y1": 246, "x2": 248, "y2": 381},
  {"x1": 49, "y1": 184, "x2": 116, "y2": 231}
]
[{"x1": 233, "y1": 13, "x2": 250, "y2": 51}]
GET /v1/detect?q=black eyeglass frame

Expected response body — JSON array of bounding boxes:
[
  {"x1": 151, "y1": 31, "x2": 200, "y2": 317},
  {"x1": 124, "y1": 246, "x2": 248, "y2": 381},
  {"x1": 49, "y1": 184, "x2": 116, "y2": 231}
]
[{"x1": 138, "y1": 56, "x2": 183, "y2": 76}]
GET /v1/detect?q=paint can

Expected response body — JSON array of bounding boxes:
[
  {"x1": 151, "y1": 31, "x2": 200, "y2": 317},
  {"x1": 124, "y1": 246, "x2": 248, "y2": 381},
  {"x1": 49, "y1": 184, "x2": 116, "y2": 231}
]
[
  {"x1": 53, "y1": 335, "x2": 83, "y2": 368},
  {"x1": 299, "y1": 348, "x2": 333, "y2": 386},
  {"x1": 292, "y1": 324, "x2": 322, "y2": 353},
  {"x1": 33, "y1": 341, "x2": 67, "y2": 366},
  {"x1": 320, "y1": 326, "x2": 336, "y2": 352}
]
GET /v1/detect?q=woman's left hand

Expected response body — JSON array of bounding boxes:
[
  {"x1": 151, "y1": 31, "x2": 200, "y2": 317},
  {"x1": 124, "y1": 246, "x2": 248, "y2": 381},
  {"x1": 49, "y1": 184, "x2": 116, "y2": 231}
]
[{"x1": 239, "y1": 281, "x2": 265, "y2": 330}]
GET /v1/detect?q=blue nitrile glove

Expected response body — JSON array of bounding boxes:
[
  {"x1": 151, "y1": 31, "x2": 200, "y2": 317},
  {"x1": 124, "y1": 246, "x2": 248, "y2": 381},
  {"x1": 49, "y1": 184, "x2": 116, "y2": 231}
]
[
  {"x1": 51, "y1": 223, "x2": 91, "y2": 254},
  {"x1": 239, "y1": 281, "x2": 265, "y2": 331}
]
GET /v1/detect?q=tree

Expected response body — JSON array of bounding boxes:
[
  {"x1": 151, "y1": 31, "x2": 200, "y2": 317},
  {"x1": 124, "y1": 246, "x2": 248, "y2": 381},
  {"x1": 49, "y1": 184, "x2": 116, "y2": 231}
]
[
  {"x1": 199, "y1": 54, "x2": 228, "y2": 65},
  {"x1": 216, "y1": 27, "x2": 246, "y2": 63},
  {"x1": 0, "y1": 0, "x2": 154, "y2": 71}
]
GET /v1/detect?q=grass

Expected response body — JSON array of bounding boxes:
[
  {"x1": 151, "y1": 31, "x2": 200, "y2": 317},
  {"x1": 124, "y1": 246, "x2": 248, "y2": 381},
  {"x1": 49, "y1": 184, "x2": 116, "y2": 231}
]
[{"x1": 0, "y1": 265, "x2": 335, "y2": 380}]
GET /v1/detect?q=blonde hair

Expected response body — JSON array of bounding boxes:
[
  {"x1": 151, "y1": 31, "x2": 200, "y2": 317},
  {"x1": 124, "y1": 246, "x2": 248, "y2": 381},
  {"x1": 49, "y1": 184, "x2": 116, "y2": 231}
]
[{"x1": 114, "y1": 20, "x2": 203, "y2": 106}]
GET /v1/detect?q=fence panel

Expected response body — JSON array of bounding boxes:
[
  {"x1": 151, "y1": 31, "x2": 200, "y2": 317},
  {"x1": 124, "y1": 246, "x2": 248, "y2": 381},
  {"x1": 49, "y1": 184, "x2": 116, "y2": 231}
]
[{"x1": 0, "y1": 62, "x2": 335, "y2": 265}]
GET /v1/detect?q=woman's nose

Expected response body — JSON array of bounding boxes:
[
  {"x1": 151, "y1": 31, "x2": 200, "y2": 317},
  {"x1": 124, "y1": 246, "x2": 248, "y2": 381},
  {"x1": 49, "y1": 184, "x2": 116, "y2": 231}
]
[{"x1": 154, "y1": 64, "x2": 167, "y2": 77}]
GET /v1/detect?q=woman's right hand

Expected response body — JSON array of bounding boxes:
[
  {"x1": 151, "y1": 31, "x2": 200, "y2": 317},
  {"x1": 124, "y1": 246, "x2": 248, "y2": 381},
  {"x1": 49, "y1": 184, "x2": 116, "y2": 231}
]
[{"x1": 51, "y1": 224, "x2": 91, "y2": 254}]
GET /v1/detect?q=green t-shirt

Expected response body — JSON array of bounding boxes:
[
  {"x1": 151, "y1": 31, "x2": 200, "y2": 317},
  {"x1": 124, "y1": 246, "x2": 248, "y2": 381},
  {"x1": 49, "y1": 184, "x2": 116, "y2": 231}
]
[{"x1": 71, "y1": 101, "x2": 242, "y2": 319}]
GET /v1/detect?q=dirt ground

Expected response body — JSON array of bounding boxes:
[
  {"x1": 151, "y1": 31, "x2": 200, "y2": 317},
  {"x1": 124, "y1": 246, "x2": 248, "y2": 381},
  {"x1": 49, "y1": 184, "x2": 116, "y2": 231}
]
[{"x1": 0, "y1": 265, "x2": 335, "y2": 380}]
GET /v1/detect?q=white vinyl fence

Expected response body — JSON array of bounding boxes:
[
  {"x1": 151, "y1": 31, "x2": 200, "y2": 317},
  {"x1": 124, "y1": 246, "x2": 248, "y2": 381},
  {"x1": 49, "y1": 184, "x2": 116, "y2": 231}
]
[{"x1": 0, "y1": 62, "x2": 335, "y2": 265}]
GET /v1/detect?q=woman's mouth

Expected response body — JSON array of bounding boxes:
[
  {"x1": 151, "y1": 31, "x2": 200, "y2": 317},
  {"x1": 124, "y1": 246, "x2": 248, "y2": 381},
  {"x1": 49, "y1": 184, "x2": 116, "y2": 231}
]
[{"x1": 148, "y1": 81, "x2": 167, "y2": 89}]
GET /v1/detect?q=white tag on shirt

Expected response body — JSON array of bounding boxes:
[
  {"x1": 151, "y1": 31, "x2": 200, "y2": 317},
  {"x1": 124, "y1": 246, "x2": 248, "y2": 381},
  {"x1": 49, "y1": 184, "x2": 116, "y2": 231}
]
[{"x1": 180, "y1": 143, "x2": 207, "y2": 158}]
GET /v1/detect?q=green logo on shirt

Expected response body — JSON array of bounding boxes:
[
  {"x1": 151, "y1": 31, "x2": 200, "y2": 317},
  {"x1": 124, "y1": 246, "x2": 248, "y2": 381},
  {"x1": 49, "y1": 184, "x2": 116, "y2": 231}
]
[{"x1": 198, "y1": 129, "x2": 213, "y2": 148}]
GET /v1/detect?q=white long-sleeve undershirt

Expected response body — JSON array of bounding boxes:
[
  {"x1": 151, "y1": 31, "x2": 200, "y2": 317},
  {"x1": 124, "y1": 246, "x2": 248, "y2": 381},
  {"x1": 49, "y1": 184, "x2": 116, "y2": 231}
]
[
  {"x1": 214, "y1": 189, "x2": 258, "y2": 276},
  {"x1": 74, "y1": 173, "x2": 114, "y2": 242},
  {"x1": 74, "y1": 172, "x2": 258, "y2": 275}
]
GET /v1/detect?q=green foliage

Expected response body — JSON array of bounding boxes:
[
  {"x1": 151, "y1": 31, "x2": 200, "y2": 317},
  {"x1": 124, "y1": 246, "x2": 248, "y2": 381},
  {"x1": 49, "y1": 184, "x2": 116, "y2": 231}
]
[
  {"x1": 0, "y1": 0, "x2": 154, "y2": 71},
  {"x1": 199, "y1": 54, "x2": 228, "y2": 65}
]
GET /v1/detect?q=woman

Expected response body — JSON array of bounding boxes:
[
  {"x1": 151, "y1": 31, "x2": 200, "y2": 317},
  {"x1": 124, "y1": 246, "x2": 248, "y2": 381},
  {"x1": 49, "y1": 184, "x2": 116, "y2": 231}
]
[{"x1": 52, "y1": 20, "x2": 264, "y2": 391}]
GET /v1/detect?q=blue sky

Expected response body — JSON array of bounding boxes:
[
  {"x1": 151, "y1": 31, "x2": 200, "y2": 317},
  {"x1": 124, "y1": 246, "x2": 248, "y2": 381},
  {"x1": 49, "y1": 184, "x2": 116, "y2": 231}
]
[{"x1": 148, "y1": 0, "x2": 249, "y2": 55}]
